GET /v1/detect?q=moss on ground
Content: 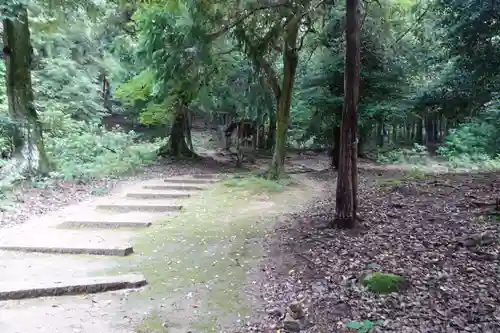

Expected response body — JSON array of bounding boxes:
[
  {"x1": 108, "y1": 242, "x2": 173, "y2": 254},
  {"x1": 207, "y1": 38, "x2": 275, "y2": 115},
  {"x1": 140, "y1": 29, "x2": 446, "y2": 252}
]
[
  {"x1": 222, "y1": 173, "x2": 295, "y2": 194},
  {"x1": 109, "y1": 176, "x2": 314, "y2": 333},
  {"x1": 361, "y1": 272, "x2": 405, "y2": 294}
]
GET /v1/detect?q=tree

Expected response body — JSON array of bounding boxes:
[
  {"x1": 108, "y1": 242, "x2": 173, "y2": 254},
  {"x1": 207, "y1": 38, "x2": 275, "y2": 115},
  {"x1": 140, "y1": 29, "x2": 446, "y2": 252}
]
[
  {"x1": 1, "y1": 3, "x2": 51, "y2": 177},
  {"x1": 231, "y1": 1, "x2": 325, "y2": 179},
  {"x1": 333, "y1": 0, "x2": 361, "y2": 228}
]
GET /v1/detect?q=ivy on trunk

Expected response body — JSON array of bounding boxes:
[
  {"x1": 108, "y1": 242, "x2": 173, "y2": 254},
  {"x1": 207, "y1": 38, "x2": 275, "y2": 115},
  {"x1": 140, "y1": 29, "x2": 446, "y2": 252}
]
[{"x1": 267, "y1": 17, "x2": 300, "y2": 180}]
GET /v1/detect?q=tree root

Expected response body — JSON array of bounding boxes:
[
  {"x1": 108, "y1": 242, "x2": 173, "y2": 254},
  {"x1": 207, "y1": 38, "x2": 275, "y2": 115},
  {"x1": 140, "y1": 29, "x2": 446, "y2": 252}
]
[{"x1": 156, "y1": 143, "x2": 200, "y2": 160}]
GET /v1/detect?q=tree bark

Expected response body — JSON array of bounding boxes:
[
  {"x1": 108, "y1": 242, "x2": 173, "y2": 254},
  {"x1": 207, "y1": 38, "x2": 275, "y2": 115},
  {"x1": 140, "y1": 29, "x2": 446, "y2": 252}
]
[
  {"x1": 416, "y1": 117, "x2": 424, "y2": 144},
  {"x1": 157, "y1": 104, "x2": 196, "y2": 158},
  {"x1": 331, "y1": 125, "x2": 340, "y2": 169},
  {"x1": 377, "y1": 121, "x2": 384, "y2": 147},
  {"x1": 425, "y1": 116, "x2": 435, "y2": 144},
  {"x1": 266, "y1": 112, "x2": 276, "y2": 149},
  {"x1": 333, "y1": 0, "x2": 361, "y2": 229},
  {"x1": 1, "y1": 6, "x2": 50, "y2": 179},
  {"x1": 267, "y1": 18, "x2": 300, "y2": 180}
]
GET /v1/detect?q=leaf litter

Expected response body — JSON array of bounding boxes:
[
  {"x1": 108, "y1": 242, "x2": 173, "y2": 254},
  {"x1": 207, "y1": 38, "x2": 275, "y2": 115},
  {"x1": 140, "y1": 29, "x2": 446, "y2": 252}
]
[{"x1": 238, "y1": 168, "x2": 500, "y2": 333}]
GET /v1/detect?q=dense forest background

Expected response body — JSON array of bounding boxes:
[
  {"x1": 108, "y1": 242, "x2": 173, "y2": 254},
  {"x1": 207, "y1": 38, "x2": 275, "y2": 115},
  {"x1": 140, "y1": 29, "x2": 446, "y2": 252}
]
[{"x1": 0, "y1": 0, "x2": 498, "y2": 182}]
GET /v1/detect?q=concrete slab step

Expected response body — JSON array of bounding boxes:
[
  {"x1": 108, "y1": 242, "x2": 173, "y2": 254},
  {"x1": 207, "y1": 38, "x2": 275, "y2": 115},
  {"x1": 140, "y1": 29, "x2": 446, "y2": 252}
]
[
  {"x1": 143, "y1": 184, "x2": 204, "y2": 191},
  {"x1": 191, "y1": 173, "x2": 220, "y2": 179},
  {"x1": 58, "y1": 219, "x2": 152, "y2": 229},
  {"x1": 164, "y1": 178, "x2": 216, "y2": 184},
  {"x1": 0, "y1": 273, "x2": 147, "y2": 300},
  {"x1": 96, "y1": 200, "x2": 183, "y2": 213},
  {"x1": 0, "y1": 244, "x2": 133, "y2": 256},
  {"x1": 0, "y1": 227, "x2": 135, "y2": 256},
  {"x1": 125, "y1": 190, "x2": 190, "y2": 200},
  {"x1": 56, "y1": 212, "x2": 160, "y2": 229}
]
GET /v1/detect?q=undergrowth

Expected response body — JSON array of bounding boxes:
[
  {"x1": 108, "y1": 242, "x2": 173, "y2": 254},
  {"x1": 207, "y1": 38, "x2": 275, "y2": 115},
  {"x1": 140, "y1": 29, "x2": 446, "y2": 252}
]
[
  {"x1": 45, "y1": 121, "x2": 162, "y2": 180},
  {"x1": 377, "y1": 143, "x2": 500, "y2": 171}
]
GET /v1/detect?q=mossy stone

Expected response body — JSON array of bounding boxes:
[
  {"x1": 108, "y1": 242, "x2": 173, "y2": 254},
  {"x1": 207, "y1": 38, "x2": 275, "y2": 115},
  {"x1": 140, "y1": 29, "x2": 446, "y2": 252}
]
[{"x1": 361, "y1": 272, "x2": 405, "y2": 294}]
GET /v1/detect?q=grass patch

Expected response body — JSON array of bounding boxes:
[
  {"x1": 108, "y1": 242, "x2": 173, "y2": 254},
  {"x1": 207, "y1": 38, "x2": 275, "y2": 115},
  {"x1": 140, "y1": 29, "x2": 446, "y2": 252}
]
[
  {"x1": 376, "y1": 168, "x2": 433, "y2": 188},
  {"x1": 375, "y1": 177, "x2": 406, "y2": 187},
  {"x1": 361, "y1": 272, "x2": 405, "y2": 294},
  {"x1": 223, "y1": 174, "x2": 295, "y2": 194},
  {"x1": 109, "y1": 178, "x2": 314, "y2": 332}
]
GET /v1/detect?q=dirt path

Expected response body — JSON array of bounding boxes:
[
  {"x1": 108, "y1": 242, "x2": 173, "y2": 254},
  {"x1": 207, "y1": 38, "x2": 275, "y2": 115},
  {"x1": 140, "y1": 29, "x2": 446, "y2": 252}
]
[
  {"x1": 113, "y1": 173, "x2": 329, "y2": 333},
  {"x1": 0, "y1": 156, "x2": 330, "y2": 333}
]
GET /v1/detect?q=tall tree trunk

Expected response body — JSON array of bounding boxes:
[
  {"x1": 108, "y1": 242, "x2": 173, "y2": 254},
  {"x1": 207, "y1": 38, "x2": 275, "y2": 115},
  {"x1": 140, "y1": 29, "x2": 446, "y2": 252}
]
[
  {"x1": 392, "y1": 125, "x2": 397, "y2": 144},
  {"x1": 377, "y1": 120, "x2": 384, "y2": 147},
  {"x1": 425, "y1": 116, "x2": 435, "y2": 144},
  {"x1": 266, "y1": 112, "x2": 276, "y2": 150},
  {"x1": 331, "y1": 125, "x2": 341, "y2": 169},
  {"x1": 267, "y1": 19, "x2": 300, "y2": 180},
  {"x1": 333, "y1": 0, "x2": 361, "y2": 229},
  {"x1": 157, "y1": 104, "x2": 196, "y2": 158},
  {"x1": 1, "y1": 6, "x2": 50, "y2": 180},
  {"x1": 416, "y1": 117, "x2": 424, "y2": 144}
]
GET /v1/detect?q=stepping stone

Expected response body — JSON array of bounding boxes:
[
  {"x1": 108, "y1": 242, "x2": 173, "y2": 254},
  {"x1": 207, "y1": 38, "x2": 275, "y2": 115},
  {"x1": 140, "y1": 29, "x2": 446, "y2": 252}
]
[
  {"x1": 164, "y1": 178, "x2": 216, "y2": 184},
  {"x1": 0, "y1": 273, "x2": 147, "y2": 300},
  {"x1": 96, "y1": 200, "x2": 182, "y2": 213},
  {"x1": 125, "y1": 191, "x2": 190, "y2": 199},
  {"x1": 58, "y1": 219, "x2": 152, "y2": 229},
  {"x1": 143, "y1": 184, "x2": 204, "y2": 191},
  {"x1": 0, "y1": 244, "x2": 133, "y2": 256}
]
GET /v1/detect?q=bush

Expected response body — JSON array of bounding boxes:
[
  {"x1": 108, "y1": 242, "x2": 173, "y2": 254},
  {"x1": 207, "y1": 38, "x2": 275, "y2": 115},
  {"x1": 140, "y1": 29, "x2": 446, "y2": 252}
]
[
  {"x1": 45, "y1": 121, "x2": 162, "y2": 180},
  {"x1": 438, "y1": 122, "x2": 498, "y2": 158},
  {"x1": 376, "y1": 143, "x2": 429, "y2": 165}
]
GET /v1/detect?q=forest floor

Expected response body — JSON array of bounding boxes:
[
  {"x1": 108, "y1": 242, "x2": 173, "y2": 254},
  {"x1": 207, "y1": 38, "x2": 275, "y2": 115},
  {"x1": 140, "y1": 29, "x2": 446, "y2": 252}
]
[
  {"x1": 243, "y1": 161, "x2": 500, "y2": 333},
  {"x1": 0, "y1": 135, "x2": 499, "y2": 333}
]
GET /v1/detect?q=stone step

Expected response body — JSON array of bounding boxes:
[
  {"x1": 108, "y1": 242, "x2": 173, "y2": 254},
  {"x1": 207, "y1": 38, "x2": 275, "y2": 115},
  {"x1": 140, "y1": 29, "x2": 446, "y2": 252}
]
[
  {"x1": 96, "y1": 200, "x2": 183, "y2": 213},
  {"x1": 125, "y1": 191, "x2": 190, "y2": 200},
  {"x1": 0, "y1": 273, "x2": 147, "y2": 300},
  {"x1": 0, "y1": 244, "x2": 133, "y2": 256},
  {"x1": 143, "y1": 184, "x2": 204, "y2": 191},
  {"x1": 191, "y1": 173, "x2": 220, "y2": 179},
  {"x1": 164, "y1": 178, "x2": 216, "y2": 184},
  {"x1": 58, "y1": 219, "x2": 152, "y2": 229}
]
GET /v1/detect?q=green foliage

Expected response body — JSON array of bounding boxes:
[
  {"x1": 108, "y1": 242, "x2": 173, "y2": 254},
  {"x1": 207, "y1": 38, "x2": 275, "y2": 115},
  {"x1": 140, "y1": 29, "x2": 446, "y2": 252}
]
[
  {"x1": 30, "y1": 6, "x2": 118, "y2": 122},
  {"x1": 377, "y1": 143, "x2": 429, "y2": 164},
  {"x1": 292, "y1": 1, "x2": 412, "y2": 147},
  {"x1": 45, "y1": 121, "x2": 162, "y2": 180},
  {"x1": 0, "y1": 1, "x2": 160, "y2": 182},
  {"x1": 346, "y1": 319, "x2": 384, "y2": 333},
  {"x1": 438, "y1": 95, "x2": 500, "y2": 159},
  {"x1": 361, "y1": 272, "x2": 405, "y2": 294}
]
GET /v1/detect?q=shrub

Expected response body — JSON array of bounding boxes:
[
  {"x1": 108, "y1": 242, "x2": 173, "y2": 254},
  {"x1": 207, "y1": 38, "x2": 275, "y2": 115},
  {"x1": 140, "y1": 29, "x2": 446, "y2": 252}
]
[
  {"x1": 45, "y1": 121, "x2": 162, "y2": 180},
  {"x1": 376, "y1": 143, "x2": 429, "y2": 165}
]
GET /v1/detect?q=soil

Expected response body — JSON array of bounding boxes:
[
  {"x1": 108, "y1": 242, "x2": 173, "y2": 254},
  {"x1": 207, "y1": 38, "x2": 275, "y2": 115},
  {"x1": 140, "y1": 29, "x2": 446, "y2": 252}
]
[{"x1": 239, "y1": 166, "x2": 500, "y2": 333}]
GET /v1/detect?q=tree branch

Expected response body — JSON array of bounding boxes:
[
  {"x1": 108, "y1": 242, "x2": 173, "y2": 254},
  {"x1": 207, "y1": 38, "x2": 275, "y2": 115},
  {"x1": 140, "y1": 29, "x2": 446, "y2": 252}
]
[
  {"x1": 207, "y1": 0, "x2": 291, "y2": 40},
  {"x1": 390, "y1": 3, "x2": 432, "y2": 47},
  {"x1": 257, "y1": 55, "x2": 281, "y2": 99}
]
